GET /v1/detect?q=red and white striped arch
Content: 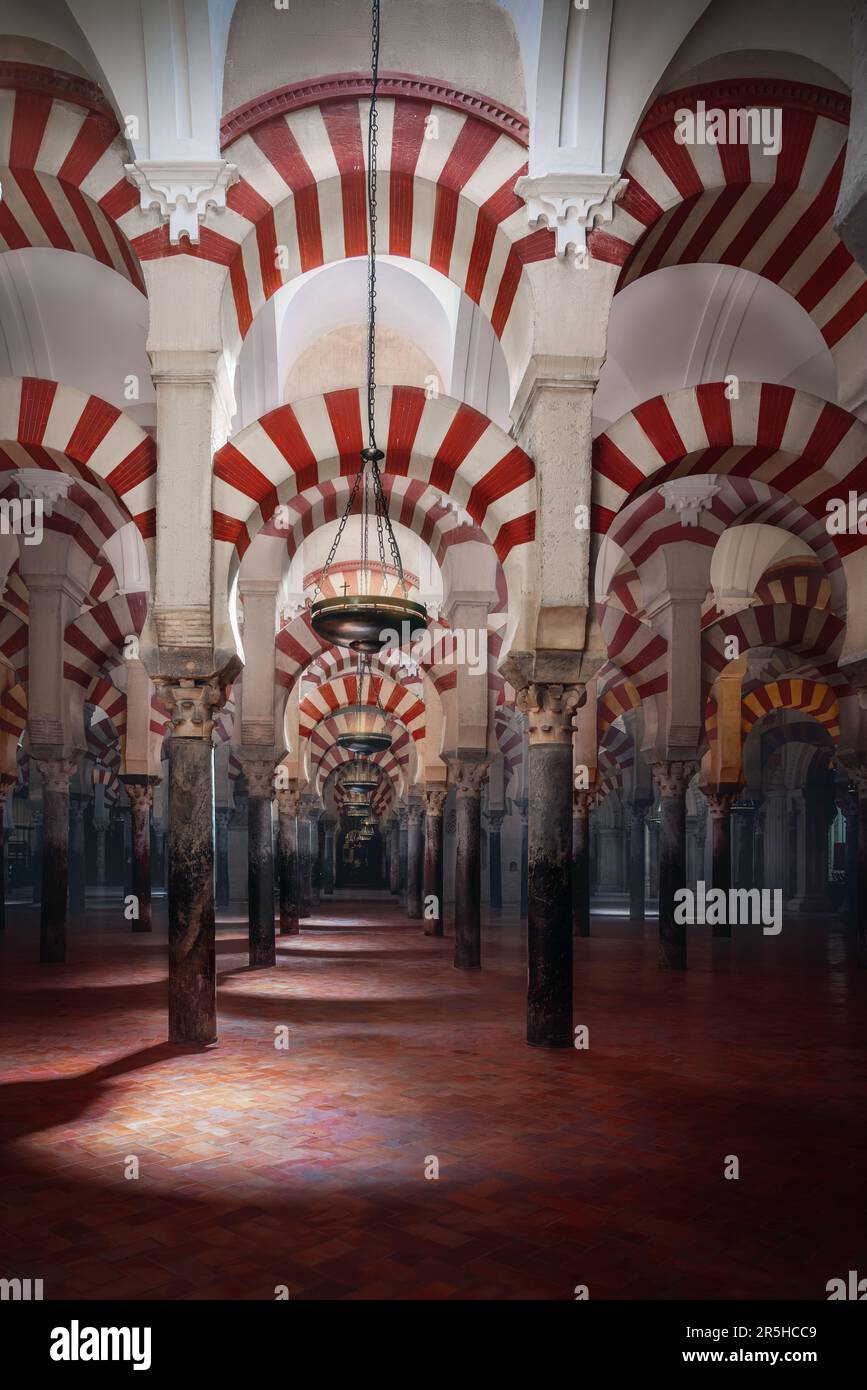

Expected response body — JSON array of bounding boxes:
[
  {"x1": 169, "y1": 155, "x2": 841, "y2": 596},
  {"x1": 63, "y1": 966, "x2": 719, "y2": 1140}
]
[
  {"x1": 0, "y1": 378, "x2": 156, "y2": 538},
  {"x1": 261, "y1": 472, "x2": 502, "y2": 581},
  {"x1": 589, "y1": 81, "x2": 867, "y2": 409},
  {"x1": 593, "y1": 383, "x2": 867, "y2": 556},
  {"x1": 741, "y1": 677, "x2": 840, "y2": 742},
  {"x1": 64, "y1": 592, "x2": 148, "y2": 691},
  {"x1": 314, "y1": 732, "x2": 405, "y2": 800},
  {"x1": 215, "y1": 386, "x2": 534, "y2": 606},
  {"x1": 600, "y1": 470, "x2": 846, "y2": 615},
  {"x1": 701, "y1": 604, "x2": 845, "y2": 697},
  {"x1": 298, "y1": 672, "x2": 426, "y2": 744},
  {"x1": 0, "y1": 65, "x2": 153, "y2": 291},
  {"x1": 139, "y1": 79, "x2": 552, "y2": 388}
]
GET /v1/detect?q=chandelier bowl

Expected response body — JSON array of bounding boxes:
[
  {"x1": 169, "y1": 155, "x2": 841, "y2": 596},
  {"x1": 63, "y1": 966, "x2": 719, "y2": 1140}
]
[
  {"x1": 310, "y1": 594, "x2": 427, "y2": 654},
  {"x1": 337, "y1": 730, "x2": 391, "y2": 754}
]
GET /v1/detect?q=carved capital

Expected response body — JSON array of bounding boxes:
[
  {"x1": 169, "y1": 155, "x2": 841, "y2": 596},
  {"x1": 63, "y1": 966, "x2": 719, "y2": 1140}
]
[
  {"x1": 704, "y1": 790, "x2": 735, "y2": 820},
  {"x1": 241, "y1": 756, "x2": 277, "y2": 800},
  {"x1": 515, "y1": 172, "x2": 628, "y2": 262},
  {"x1": 572, "y1": 789, "x2": 596, "y2": 818},
  {"x1": 422, "y1": 788, "x2": 448, "y2": 818},
  {"x1": 451, "y1": 761, "x2": 489, "y2": 799},
  {"x1": 517, "y1": 682, "x2": 582, "y2": 745},
  {"x1": 659, "y1": 475, "x2": 721, "y2": 527},
  {"x1": 125, "y1": 159, "x2": 239, "y2": 245},
  {"x1": 652, "y1": 760, "x2": 698, "y2": 799},
  {"x1": 156, "y1": 678, "x2": 224, "y2": 738},
  {"x1": 33, "y1": 755, "x2": 79, "y2": 792},
  {"x1": 407, "y1": 801, "x2": 424, "y2": 825},
  {"x1": 120, "y1": 775, "x2": 160, "y2": 811},
  {"x1": 486, "y1": 808, "x2": 506, "y2": 832},
  {"x1": 396, "y1": 805, "x2": 409, "y2": 826},
  {"x1": 276, "y1": 787, "x2": 301, "y2": 818}
]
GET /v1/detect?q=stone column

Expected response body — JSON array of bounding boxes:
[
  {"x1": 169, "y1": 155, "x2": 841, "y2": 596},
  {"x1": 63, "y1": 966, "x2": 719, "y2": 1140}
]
[
  {"x1": 450, "y1": 760, "x2": 488, "y2": 969},
  {"x1": 837, "y1": 786, "x2": 858, "y2": 912},
  {"x1": 627, "y1": 801, "x2": 648, "y2": 921},
  {"x1": 856, "y1": 768, "x2": 867, "y2": 965},
  {"x1": 389, "y1": 815, "x2": 400, "y2": 895},
  {"x1": 298, "y1": 798, "x2": 314, "y2": 918},
  {"x1": 705, "y1": 790, "x2": 735, "y2": 938},
  {"x1": 406, "y1": 801, "x2": 423, "y2": 919},
  {"x1": 422, "y1": 788, "x2": 447, "y2": 936},
  {"x1": 646, "y1": 813, "x2": 660, "y2": 902},
  {"x1": 518, "y1": 797, "x2": 529, "y2": 919},
  {"x1": 487, "y1": 809, "x2": 505, "y2": 909},
  {"x1": 652, "y1": 761, "x2": 697, "y2": 971},
  {"x1": 276, "y1": 788, "x2": 301, "y2": 934},
  {"x1": 93, "y1": 804, "x2": 107, "y2": 887},
  {"x1": 0, "y1": 774, "x2": 15, "y2": 930},
  {"x1": 215, "y1": 808, "x2": 231, "y2": 907},
  {"x1": 34, "y1": 756, "x2": 78, "y2": 964},
  {"x1": 517, "y1": 684, "x2": 580, "y2": 1046},
  {"x1": 397, "y1": 805, "x2": 409, "y2": 908},
  {"x1": 323, "y1": 819, "x2": 335, "y2": 893},
  {"x1": 311, "y1": 812, "x2": 323, "y2": 909},
  {"x1": 242, "y1": 757, "x2": 276, "y2": 968},
  {"x1": 68, "y1": 796, "x2": 86, "y2": 915},
  {"x1": 121, "y1": 776, "x2": 159, "y2": 933},
  {"x1": 31, "y1": 806, "x2": 42, "y2": 904},
  {"x1": 571, "y1": 789, "x2": 593, "y2": 937},
  {"x1": 159, "y1": 679, "x2": 221, "y2": 1046}
]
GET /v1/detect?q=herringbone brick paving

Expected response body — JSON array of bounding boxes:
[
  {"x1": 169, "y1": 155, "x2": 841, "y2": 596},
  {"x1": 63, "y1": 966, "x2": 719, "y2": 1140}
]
[{"x1": 1, "y1": 890, "x2": 865, "y2": 1300}]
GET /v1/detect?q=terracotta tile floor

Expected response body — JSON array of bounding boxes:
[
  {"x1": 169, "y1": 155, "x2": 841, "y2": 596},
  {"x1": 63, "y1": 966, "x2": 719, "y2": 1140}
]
[{"x1": 1, "y1": 890, "x2": 866, "y2": 1301}]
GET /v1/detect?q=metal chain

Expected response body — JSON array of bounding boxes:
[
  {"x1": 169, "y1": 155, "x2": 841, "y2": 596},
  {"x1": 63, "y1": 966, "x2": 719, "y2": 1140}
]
[{"x1": 312, "y1": 0, "x2": 410, "y2": 606}]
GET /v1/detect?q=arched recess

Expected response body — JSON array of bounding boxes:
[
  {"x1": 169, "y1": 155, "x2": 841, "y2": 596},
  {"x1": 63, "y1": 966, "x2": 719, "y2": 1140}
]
[
  {"x1": 298, "y1": 673, "x2": 426, "y2": 743},
  {"x1": 0, "y1": 59, "x2": 153, "y2": 290},
  {"x1": 0, "y1": 378, "x2": 156, "y2": 539},
  {"x1": 184, "y1": 81, "x2": 549, "y2": 400},
  {"x1": 589, "y1": 81, "x2": 867, "y2": 412},
  {"x1": 214, "y1": 384, "x2": 535, "y2": 661}
]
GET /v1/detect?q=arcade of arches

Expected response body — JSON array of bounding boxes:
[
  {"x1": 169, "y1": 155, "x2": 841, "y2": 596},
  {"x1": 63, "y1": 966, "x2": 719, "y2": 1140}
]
[{"x1": 1, "y1": 0, "x2": 867, "y2": 1303}]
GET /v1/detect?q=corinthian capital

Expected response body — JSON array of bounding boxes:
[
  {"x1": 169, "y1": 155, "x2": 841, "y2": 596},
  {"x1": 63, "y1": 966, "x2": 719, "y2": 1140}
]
[
  {"x1": 450, "y1": 760, "x2": 489, "y2": 798},
  {"x1": 33, "y1": 755, "x2": 79, "y2": 792},
  {"x1": 422, "y1": 788, "x2": 448, "y2": 818},
  {"x1": 156, "y1": 678, "x2": 224, "y2": 739},
  {"x1": 276, "y1": 787, "x2": 301, "y2": 818},
  {"x1": 517, "y1": 682, "x2": 582, "y2": 745},
  {"x1": 652, "y1": 760, "x2": 698, "y2": 799}
]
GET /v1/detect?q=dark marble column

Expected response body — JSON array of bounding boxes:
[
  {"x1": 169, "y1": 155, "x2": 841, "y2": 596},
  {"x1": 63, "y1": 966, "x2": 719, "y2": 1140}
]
[
  {"x1": 518, "y1": 798, "x2": 529, "y2": 919},
  {"x1": 121, "y1": 776, "x2": 159, "y2": 933},
  {"x1": 487, "y1": 809, "x2": 504, "y2": 909},
  {"x1": 298, "y1": 800, "x2": 314, "y2": 918},
  {"x1": 627, "y1": 800, "x2": 648, "y2": 921},
  {"x1": 422, "y1": 787, "x2": 447, "y2": 936},
  {"x1": 31, "y1": 807, "x2": 42, "y2": 904},
  {"x1": 323, "y1": 819, "x2": 335, "y2": 893},
  {"x1": 857, "y1": 769, "x2": 867, "y2": 966},
  {"x1": 653, "y1": 761, "x2": 697, "y2": 970},
  {"x1": 162, "y1": 681, "x2": 220, "y2": 1046},
  {"x1": 68, "y1": 796, "x2": 86, "y2": 915},
  {"x1": 94, "y1": 811, "x2": 107, "y2": 888},
  {"x1": 518, "y1": 685, "x2": 579, "y2": 1047},
  {"x1": 389, "y1": 815, "x2": 400, "y2": 895},
  {"x1": 0, "y1": 774, "x2": 15, "y2": 930},
  {"x1": 732, "y1": 795, "x2": 760, "y2": 888},
  {"x1": 397, "y1": 805, "x2": 408, "y2": 908},
  {"x1": 215, "y1": 808, "x2": 231, "y2": 908},
  {"x1": 451, "y1": 760, "x2": 487, "y2": 969},
  {"x1": 572, "y1": 789, "x2": 593, "y2": 937},
  {"x1": 311, "y1": 812, "x2": 323, "y2": 909},
  {"x1": 705, "y1": 789, "x2": 735, "y2": 938},
  {"x1": 275, "y1": 788, "x2": 301, "y2": 934},
  {"x1": 836, "y1": 787, "x2": 858, "y2": 913},
  {"x1": 242, "y1": 757, "x2": 276, "y2": 968},
  {"x1": 34, "y1": 756, "x2": 78, "y2": 965},
  {"x1": 407, "y1": 802, "x2": 423, "y2": 918}
]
